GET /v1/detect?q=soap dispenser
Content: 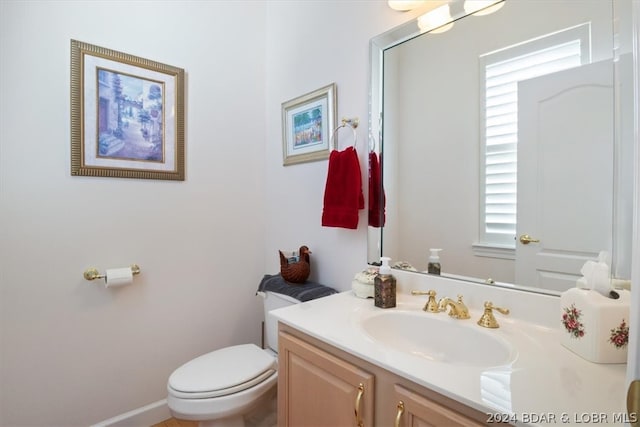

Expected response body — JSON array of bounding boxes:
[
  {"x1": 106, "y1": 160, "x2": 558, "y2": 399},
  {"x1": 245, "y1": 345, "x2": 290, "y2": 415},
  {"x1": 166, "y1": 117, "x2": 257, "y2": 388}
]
[
  {"x1": 374, "y1": 257, "x2": 396, "y2": 308},
  {"x1": 428, "y1": 249, "x2": 442, "y2": 275}
]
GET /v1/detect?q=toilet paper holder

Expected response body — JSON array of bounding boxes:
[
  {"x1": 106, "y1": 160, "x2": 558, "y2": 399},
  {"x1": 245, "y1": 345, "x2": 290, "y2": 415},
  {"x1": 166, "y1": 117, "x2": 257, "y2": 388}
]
[{"x1": 83, "y1": 264, "x2": 141, "y2": 281}]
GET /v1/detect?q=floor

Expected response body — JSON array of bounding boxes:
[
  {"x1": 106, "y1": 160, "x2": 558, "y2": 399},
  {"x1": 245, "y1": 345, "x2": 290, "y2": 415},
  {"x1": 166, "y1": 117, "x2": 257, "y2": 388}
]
[
  {"x1": 150, "y1": 419, "x2": 197, "y2": 427},
  {"x1": 151, "y1": 394, "x2": 277, "y2": 427}
]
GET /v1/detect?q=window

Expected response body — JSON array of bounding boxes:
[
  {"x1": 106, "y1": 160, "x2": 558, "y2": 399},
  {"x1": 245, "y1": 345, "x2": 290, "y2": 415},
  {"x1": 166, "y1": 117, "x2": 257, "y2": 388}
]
[{"x1": 475, "y1": 24, "x2": 591, "y2": 256}]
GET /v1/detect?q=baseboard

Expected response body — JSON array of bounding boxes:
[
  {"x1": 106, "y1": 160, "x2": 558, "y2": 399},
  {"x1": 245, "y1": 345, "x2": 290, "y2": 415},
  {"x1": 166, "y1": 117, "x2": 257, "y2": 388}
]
[{"x1": 91, "y1": 399, "x2": 171, "y2": 427}]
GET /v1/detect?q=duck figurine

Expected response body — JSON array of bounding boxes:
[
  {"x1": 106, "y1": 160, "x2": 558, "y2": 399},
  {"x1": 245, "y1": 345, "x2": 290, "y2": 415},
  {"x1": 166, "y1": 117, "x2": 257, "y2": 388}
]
[{"x1": 279, "y1": 245, "x2": 311, "y2": 284}]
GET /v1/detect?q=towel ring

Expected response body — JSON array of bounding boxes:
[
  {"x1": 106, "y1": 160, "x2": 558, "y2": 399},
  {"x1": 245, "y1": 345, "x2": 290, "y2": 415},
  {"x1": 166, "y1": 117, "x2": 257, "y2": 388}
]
[{"x1": 330, "y1": 117, "x2": 359, "y2": 150}]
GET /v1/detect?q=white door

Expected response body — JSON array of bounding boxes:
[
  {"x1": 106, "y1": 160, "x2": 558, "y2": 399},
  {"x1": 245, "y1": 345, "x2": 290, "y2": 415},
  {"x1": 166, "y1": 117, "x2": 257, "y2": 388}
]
[{"x1": 515, "y1": 60, "x2": 614, "y2": 292}]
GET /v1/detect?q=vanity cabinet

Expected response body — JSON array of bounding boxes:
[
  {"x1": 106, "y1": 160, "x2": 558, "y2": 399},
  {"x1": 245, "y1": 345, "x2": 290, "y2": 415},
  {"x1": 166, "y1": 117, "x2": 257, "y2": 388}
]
[
  {"x1": 278, "y1": 324, "x2": 487, "y2": 427},
  {"x1": 277, "y1": 329, "x2": 375, "y2": 427},
  {"x1": 392, "y1": 384, "x2": 485, "y2": 427}
]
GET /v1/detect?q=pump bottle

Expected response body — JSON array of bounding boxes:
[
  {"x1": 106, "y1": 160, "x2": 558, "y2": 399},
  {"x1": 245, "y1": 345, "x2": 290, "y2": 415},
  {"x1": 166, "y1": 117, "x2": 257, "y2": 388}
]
[
  {"x1": 428, "y1": 249, "x2": 442, "y2": 275},
  {"x1": 374, "y1": 257, "x2": 396, "y2": 308}
]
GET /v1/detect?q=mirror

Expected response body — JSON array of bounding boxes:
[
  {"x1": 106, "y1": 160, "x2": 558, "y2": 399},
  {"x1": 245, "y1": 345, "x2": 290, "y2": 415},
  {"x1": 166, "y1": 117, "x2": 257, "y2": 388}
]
[{"x1": 368, "y1": 0, "x2": 634, "y2": 295}]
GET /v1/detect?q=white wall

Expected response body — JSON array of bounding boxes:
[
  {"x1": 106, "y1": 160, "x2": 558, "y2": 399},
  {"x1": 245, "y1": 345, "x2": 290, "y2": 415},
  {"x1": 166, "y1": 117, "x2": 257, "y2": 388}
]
[
  {"x1": 263, "y1": 2, "x2": 410, "y2": 288},
  {"x1": 0, "y1": 1, "x2": 410, "y2": 426},
  {"x1": 0, "y1": 1, "x2": 268, "y2": 426},
  {"x1": 627, "y1": 0, "x2": 640, "y2": 405}
]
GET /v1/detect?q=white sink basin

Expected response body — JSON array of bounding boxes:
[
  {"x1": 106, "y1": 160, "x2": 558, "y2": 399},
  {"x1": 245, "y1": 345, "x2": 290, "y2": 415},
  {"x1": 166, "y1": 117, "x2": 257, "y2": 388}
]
[{"x1": 359, "y1": 311, "x2": 516, "y2": 367}]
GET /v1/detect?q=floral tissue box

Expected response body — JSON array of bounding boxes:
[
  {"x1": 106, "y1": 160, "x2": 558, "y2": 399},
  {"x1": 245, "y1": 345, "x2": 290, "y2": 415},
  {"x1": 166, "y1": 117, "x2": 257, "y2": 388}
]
[{"x1": 560, "y1": 287, "x2": 630, "y2": 363}]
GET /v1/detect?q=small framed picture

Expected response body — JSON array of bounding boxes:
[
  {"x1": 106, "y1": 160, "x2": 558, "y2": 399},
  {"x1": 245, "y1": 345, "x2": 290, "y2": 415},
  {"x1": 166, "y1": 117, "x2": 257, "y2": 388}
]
[
  {"x1": 70, "y1": 40, "x2": 185, "y2": 180},
  {"x1": 281, "y1": 83, "x2": 336, "y2": 166}
]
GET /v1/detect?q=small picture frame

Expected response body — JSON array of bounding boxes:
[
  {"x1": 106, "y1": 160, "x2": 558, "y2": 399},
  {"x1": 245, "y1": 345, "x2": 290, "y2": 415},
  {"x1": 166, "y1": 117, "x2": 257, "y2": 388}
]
[
  {"x1": 281, "y1": 83, "x2": 337, "y2": 166},
  {"x1": 70, "y1": 40, "x2": 185, "y2": 180}
]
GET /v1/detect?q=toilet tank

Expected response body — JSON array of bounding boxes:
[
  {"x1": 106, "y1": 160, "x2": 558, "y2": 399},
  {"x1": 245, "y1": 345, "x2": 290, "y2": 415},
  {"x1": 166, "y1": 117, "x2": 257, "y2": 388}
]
[{"x1": 263, "y1": 291, "x2": 300, "y2": 353}]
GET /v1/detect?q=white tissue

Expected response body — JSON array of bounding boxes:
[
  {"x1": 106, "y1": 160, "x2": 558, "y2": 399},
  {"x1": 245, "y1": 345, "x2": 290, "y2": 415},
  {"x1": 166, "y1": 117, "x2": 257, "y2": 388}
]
[
  {"x1": 578, "y1": 251, "x2": 612, "y2": 296},
  {"x1": 104, "y1": 267, "x2": 133, "y2": 288}
]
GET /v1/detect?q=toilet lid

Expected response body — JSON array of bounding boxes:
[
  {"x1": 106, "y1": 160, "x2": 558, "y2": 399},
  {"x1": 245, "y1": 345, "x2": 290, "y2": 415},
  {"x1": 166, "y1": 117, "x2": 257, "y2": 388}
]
[{"x1": 168, "y1": 344, "x2": 277, "y2": 398}]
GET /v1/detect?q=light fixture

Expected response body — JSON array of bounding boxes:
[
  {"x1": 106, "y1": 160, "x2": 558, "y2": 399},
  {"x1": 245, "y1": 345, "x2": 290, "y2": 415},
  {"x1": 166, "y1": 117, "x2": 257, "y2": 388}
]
[
  {"x1": 387, "y1": 1, "x2": 427, "y2": 11},
  {"x1": 417, "y1": 4, "x2": 454, "y2": 34},
  {"x1": 463, "y1": 0, "x2": 504, "y2": 16}
]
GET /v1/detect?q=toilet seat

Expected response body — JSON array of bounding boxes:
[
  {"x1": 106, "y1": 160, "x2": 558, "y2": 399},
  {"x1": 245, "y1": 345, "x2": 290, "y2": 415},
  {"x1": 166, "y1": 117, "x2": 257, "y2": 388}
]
[{"x1": 168, "y1": 344, "x2": 276, "y2": 400}]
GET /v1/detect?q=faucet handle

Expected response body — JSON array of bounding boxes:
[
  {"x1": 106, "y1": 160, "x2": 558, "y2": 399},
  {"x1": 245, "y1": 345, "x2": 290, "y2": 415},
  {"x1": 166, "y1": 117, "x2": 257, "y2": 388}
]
[
  {"x1": 454, "y1": 295, "x2": 470, "y2": 319},
  {"x1": 411, "y1": 289, "x2": 440, "y2": 313},
  {"x1": 477, "y1": 301, "x2": 510, "y2": 328}
]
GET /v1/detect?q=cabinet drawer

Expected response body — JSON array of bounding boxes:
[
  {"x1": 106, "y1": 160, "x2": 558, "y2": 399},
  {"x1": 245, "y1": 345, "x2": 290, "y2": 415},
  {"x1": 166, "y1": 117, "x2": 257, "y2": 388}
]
[{"x1": 393, "y1": 384, "x2": 485, "y2": 427}]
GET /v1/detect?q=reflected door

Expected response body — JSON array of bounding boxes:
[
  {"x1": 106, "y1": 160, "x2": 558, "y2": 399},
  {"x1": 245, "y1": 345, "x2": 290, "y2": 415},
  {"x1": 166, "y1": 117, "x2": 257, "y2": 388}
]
[{"x1": 516, "y1": 60, "x2": 614, "y2": 291}]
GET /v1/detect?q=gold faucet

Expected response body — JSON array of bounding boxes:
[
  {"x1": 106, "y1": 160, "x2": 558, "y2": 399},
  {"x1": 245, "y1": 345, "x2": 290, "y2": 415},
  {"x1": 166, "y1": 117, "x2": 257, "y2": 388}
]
[
  {"x1": 477, "y1": 301, "x2": 510, "y2": 328},
  {"x1": 437, "y1": 295, "x2": 470, "y2": 319},
  {"x1": 411, "y1": 289, "x2": 440, "y2": 313}
]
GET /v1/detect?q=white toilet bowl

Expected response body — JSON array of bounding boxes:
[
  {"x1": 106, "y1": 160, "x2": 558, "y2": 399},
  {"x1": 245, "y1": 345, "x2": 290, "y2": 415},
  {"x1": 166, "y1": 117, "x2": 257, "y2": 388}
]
[
  {"x1": 167, "y1": 343, "x2": 278, "y2": 427},
  {"x1": 166, "y1": 291, "x2": 302, "y2": 427}
]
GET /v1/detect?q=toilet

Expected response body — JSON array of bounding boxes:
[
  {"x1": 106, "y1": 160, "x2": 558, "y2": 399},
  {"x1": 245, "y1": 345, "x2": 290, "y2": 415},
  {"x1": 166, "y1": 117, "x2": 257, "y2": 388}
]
[{"x1": 167, "y1": 291, "x2": 300, "y2": 427}]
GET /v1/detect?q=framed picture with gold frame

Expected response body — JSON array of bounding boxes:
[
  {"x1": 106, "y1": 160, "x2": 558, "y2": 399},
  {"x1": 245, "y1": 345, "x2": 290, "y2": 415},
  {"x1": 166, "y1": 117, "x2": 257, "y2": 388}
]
[
  {"x1": 281, "y1": 83, "x2": 336, "y2": 166},
  {"x1": 70, "y1": 39, "x2": 185, "y2": 180}
]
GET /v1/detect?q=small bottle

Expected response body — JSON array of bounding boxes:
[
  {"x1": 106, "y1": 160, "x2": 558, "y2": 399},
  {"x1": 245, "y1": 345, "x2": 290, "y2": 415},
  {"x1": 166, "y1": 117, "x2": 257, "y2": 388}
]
[
  {"x1": 427, "y1": 249, "x2": 442, "y2": 275},
  {"x1": 374, "y1": 257, "x2": 396, "y2": 308}
]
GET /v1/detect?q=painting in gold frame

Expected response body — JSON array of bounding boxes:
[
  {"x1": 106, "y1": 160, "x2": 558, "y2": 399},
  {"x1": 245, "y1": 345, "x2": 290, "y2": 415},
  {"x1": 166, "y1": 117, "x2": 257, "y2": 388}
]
[
  {"x1": 281, "y1": 83, "x2": 336, "y2": 166},
  {"x1": 70, "y1": 39, "x2": 185, "y2": 180}
]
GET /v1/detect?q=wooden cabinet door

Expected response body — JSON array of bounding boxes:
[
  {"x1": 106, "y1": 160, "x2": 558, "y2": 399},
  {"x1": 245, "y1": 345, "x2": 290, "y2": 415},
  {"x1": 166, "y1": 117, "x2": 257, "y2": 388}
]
[
  {"x1": 278, "y1": 331, "x2": 375, "y2": 427},
  {"x1": 393, "y1": 385, "x2": 485, "y2": 427}
]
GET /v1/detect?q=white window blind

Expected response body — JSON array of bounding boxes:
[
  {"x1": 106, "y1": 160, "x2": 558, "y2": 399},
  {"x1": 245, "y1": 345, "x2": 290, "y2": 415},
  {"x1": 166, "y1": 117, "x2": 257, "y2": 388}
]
[{"x1": 477, "y1": 25, "x2": 590, "y2": 250}]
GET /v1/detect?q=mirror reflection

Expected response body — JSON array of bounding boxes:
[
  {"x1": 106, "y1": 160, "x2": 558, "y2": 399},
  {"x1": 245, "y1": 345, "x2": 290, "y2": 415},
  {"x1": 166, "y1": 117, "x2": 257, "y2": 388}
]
[{"x1": 368, "y1": 0, "x2": 633, "y2": 295}]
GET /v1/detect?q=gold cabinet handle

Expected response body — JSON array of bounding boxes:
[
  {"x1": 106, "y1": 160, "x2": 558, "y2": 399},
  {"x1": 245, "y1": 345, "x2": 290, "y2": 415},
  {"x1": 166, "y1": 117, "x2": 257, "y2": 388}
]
[
  {"x1": 354, "y1": 383, "x2": 365, "y2": 427},
  {"x1": 519, "y1": 234, "x2": 540, "y2": 244},
  {"x1": 394, "y1": 401, "x2": 405, "y2": 427}
]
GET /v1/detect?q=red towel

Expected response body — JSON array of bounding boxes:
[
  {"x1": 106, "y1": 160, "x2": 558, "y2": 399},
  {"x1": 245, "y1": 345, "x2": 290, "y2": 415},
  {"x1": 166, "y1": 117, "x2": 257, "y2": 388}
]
[
  {"x1": 322, "y1": 147, "x2": 364, "y2": 229},
  {"x1": 368, "y1": 151, "x2": 386, "y2": 228}
]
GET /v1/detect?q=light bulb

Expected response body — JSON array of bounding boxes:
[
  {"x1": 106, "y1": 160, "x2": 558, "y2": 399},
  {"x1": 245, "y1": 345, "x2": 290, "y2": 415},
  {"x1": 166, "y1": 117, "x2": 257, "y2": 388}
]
[
  {"x1": 417, "y1": 4, "x2": 454, "y2": 34},
  {"x1": 387, "y1": 0, "x2": 427, "y2": 11}
]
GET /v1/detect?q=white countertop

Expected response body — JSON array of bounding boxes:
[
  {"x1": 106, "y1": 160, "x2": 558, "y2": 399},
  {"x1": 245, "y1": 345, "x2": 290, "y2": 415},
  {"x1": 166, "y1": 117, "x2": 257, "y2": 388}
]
[{"x1": 271, "y1": 290, "x2": 628, "y2": 426}]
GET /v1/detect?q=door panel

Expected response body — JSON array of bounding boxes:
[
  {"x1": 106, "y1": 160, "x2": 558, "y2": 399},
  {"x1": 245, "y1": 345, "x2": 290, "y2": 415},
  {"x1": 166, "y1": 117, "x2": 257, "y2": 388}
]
[{"x1": 516, "y1": 60, "x2": 614, "y2": 291}]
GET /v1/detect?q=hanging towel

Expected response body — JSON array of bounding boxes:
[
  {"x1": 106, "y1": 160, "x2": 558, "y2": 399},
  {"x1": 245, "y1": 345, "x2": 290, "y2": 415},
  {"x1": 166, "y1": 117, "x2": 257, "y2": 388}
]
[
  {"x1": 322, "y1": 146, "x2": 364, "y2": 229},
  {"x1": 368, "y1": 151, "x2": 386, "y2": 228}
]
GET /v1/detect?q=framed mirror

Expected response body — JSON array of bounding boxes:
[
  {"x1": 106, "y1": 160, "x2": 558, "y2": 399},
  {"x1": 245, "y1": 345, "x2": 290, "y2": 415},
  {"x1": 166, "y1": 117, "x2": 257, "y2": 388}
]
[{"x1": 368, "y1": 0, "x2": 634, "y2": 295}]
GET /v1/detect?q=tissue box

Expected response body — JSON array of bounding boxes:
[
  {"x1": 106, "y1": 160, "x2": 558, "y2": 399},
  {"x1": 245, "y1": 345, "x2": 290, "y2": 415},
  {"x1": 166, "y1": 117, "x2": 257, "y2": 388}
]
[{"x1": 560, "y1": 287, "x2": 630, "y2": 363}]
